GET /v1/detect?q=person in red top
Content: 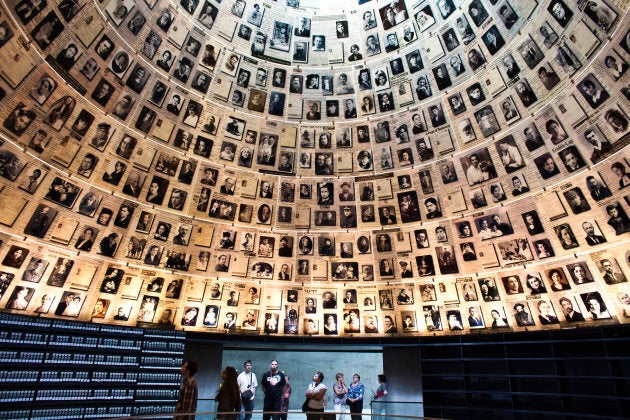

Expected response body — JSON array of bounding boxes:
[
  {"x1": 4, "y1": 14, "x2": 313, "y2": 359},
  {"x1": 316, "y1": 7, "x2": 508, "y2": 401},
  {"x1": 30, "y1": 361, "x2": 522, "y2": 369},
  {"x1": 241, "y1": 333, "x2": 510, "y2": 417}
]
[{"x1": 175, "y1": 360, "x2": 199, "y2": 420}]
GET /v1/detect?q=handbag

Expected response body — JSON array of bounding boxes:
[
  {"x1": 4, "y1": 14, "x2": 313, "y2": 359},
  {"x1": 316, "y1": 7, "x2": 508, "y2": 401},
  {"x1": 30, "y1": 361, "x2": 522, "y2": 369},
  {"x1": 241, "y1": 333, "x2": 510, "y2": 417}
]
[
  {"x1": 302, "y1": 398, "x2": 311, "y2": 412},
  {"x1": 241, "y1": 372, "x2": 253, "y2": 400},
  {"x1": 241, "y1": 389, "x2": 253, "y2": 400}
]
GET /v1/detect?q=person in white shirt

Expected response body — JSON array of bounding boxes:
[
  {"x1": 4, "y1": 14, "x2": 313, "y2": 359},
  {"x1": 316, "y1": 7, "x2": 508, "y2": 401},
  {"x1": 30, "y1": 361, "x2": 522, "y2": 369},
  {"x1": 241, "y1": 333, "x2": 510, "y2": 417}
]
[{"x1": 237, "y1": 360, "x2": 258, "y2": 420}]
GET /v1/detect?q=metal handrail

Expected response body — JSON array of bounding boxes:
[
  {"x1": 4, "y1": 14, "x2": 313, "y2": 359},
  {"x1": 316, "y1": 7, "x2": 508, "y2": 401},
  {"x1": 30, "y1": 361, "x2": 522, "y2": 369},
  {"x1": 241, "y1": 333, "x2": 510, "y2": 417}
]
[{"x1": 110, "y1": 409, "x2": 439, "y2": 419}]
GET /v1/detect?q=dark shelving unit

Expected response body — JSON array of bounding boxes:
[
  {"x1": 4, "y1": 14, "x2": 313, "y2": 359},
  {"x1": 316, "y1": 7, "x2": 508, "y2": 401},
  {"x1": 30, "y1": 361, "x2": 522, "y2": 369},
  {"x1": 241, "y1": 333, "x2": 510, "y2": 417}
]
[
  {"x1": 420, "y1": 327, "x2": 630, "y2": 419},
  {"x1": 0, "y1": 313, "x2": 185, "y2": 420}
]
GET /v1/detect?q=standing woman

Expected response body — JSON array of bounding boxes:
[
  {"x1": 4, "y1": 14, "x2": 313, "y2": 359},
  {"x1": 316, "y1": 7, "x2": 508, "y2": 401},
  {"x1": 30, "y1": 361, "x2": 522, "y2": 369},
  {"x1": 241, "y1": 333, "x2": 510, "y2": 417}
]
[
  {"x1": 346, "y1": 373, "x2": 364, "y2": 420},
  {"x1": 216, "y1": 366, "x2": 241, "y2": 420},
  {"x1": 372, "y1": 374, "x2": 388, "y2": 418},
  {"x1": 333, "y1": 372, "x2": 348, "y2": 419},
  {"x1": 305, "y1": 371, "x2": 327, "y2": 420},
  {"x1": 279, "y1": 371, "x2": 291, "y2": 420}
]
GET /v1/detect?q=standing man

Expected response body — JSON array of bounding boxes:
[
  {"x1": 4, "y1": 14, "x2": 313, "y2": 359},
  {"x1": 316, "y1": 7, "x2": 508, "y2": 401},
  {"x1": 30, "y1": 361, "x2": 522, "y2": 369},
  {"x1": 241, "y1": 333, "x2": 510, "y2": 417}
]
[
  {"x1": 238, "y1": 360, "x2": 258, "y2": 420},
  {"x1": 175, "y1": 360, "x2": 199, "y2": 420},
  {"x1": 261, "y1": 359, "x2": 286, "y2": 420}
]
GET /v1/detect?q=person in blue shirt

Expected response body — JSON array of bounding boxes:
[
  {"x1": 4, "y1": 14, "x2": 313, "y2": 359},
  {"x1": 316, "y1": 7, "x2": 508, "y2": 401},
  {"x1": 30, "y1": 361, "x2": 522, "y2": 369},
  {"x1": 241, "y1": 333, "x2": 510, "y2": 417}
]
[{"x1": 346, "y1": 373, "x2": 364, "y2": 420}]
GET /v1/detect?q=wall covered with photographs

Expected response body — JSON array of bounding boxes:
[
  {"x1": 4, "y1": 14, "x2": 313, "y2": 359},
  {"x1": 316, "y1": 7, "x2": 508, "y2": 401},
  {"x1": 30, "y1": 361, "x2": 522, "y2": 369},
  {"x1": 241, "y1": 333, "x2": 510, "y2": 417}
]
[{"x1": 0, "y1": 0, "x2": 629, "y2": 338}]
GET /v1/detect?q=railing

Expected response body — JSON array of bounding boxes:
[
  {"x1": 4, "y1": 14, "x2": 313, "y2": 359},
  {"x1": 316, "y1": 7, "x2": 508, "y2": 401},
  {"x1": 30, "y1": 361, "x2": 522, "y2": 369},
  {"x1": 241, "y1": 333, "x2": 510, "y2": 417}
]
[{"x1": 115, "y1": 406, "x2": 434, "y2": 419}]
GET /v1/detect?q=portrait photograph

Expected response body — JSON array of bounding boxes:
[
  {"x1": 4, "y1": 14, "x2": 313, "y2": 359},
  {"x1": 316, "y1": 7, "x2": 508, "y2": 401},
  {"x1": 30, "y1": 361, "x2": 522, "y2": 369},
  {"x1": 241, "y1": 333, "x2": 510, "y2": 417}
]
[
  {"x1": 423, "y1": 305, "x2": 442, "y2": 331},
  {"x1": 460, "y1": 148, "x2": 498, "y2": 186},
  {"x1": 481, "y1": 25, "x2": 505, "y2": 56},
  {"x1": 580, "y1": 291, "x2": 611, "y2": 320},
  {"x1": 602, "y1": 51, "x2": 627, "y2": 82},
  {"x1": 554, "y1": 42, "x2": 582, "y2": 75},
  {"x1": 397, "y1": 191, "x2": 421, "y2": 223},
  {"x1": 474, "y1": 106, "x2": 501, "y2": 138},
  {"x1": 488, "y1": 182, "x2": 506, "y2": 203},
  {"x1": 203, "y1": 305, "x2": 220, "y2": 327},
  {"x1": 197, "y1": 1, "x2": 218, "y2": 28},
  {"x1": 269, "y1": 21, "x2": 292, "y2": 52},
  {"x1": 567, "y1": 262, "x2": 595, "y2": 285},
  {"x1": 14, "y1": 0, "x2": 46, "y2": 24},
  {"x1": 46, "y1": 257, "x2": 75, "y2": 288},
  {"x1": 127, "y1": 236, "x2": 146, "y2": 259},
  {"x1": 4, "y1": 103, "x2": 37, "y2": 137},
  {"x1": 555, "y1": 223, "x2": 580, "y2": 250},
  {"x1": 448, "y1": 92, "x2": 466, "y2": 116},
  {"x1": 105, "y1": 0, "x2": 133, "y2": 25},
  {"x1": 597, "y1": 257, "x2": 627, "y2": 285},
  {"x1": 19, "y1": 166, "x2": 48, "y2": 194},
  {"x1": 379, "y1": 1, "x2": 409, "y2": 30},
  {"x1": 44, "y1": 177, "x2": 82, "y2": 208},
  {"x1": 401, "y1": 311, "x2": 417, "y2": 332},
  {"x1": 53, "y1": 291, "x2": 84, "y2": 317},
  {"x1": 30, "y1": 74, "x2": 57, "y2": 105},
  {"x1": 30, "y1": 11, "x2": 64, "y2": 50},
  {"x1": 436, "y1": 245, "x2": 458, "y2": 275},
  {"x1": 580, "y1": 0, "x2": 617, "y2": 32},
  {"x1": 534, "y1": 153, "x2": 561, "y2": 180},
  {"x1": 2, "y1": 246, "x2": 30, "y2": 269},
  {"x1": 500, "y1": 96, "x2": 521, "y2": 125},
  {"x1": 577, "y1": 73, "x2": 610, "y2": 109},
  {"x1": 548, "y1": 0, "x2": 573, "y2": 28},
  {"x1": 469, "y1": 189, "x2": 487, "y2": 209},
  {"x1": 518, "y1": 37, "x2": 545, "y2": 69},
  {"x1": 497, "y1": 238, "x2": 534, "y2": 265},
  {"x1": 0, "y1": 148, "x2": 26, "y2": 182},
  {"x1": 412, "y1": 7, "x2": 434, "y2": 33},
  {"x1": 442, "y1": 28, "x2": 460, "y2": 52},
  {"x1": 23, "y1": 203, "x2": 58, "y2": 238}
]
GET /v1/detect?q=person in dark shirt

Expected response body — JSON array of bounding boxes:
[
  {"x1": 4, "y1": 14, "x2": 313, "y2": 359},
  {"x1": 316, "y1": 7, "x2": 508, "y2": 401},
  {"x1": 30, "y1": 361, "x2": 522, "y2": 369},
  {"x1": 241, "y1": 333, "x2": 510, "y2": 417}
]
[{"x1": 261, "y1": 360, "x2": 286, "y2": 420}]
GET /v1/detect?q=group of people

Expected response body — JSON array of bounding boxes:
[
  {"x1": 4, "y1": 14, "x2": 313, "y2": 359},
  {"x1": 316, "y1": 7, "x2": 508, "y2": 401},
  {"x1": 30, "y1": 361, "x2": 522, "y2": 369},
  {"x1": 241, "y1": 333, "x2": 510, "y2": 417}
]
[{"x1": 175, "y1": 359, "x2": 387, "y2": 420}]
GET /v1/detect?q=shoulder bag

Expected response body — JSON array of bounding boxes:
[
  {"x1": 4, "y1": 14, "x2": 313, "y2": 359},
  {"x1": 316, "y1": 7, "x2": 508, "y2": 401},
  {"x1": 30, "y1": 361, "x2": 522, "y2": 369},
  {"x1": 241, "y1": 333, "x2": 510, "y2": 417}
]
[
  {"x1": 302, "y1": 398, "x2": 310, "y2": 412},
  {"x1": 241, "y1": 373, "x2": 253, "y2": 400}
]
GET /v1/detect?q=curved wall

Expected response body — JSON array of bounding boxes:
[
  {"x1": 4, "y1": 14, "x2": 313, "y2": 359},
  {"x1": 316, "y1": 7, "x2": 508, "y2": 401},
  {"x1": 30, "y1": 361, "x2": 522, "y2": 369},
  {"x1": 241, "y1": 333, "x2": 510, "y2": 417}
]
[{"x1": 0, "y1": 0, "x2": 629, "y2": 337}]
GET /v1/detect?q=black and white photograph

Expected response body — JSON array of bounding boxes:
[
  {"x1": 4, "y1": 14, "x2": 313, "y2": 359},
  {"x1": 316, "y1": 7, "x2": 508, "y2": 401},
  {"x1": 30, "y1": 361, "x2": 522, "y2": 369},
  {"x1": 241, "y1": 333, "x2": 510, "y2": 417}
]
[
  {"x1": 415, "y1": 5, "x2": 435, "y2": 32},
  {"x1": 580, "y1": 291, "x2": 611, "y2": 320},
  {"x1": 94, "y1": 34, "x2": 115, "y2": 60},
  {"x1": 476, "y1": 212, "x2": 514, "y2": 241},
  {"x1": 30, "y1": 74, "x2": 57, "y2": 105},
  {"x1": 379, "y1": 1, "x2": 409, "y2": 30},
  {"x1": 517, "y1": 37, "x2": 545, "y2": 70},
  {"x1": 191, "y1": 71, "x2": 211, "y2": 94},
  {"x1": 30, "y1": 11, "x2": 64, "y2": 50},
  {"x1": 468, "y1": 0, "x2": 489, "y2": 26},
  {"x1": 91, "y1": 79, "x2": 115, "y2": 107},
  {"x1": 474, "y1": 106, "x2": 501, "y2": 138},
  {"x1": 602, "y1": 52, "x2": 628, "y2": 81},
  {"x1": 269, "y1": 21, "x2": 292, "y2": 52},
  {"x1": 436, "y1": 245, "x2": 458, "y2": 275},
  {"x1": 14, "y1": 0, "x2": 47, "y2": 25},
  {"x1": 3, "y1": 103, "x2": 36, "y2": 137},
  {"x1": 294, "y1": 16, "x2": 311, "y2": 37},
  {"x1": 576, "y1": 73, "x2": 610, "y2": 109},
  {"x1": 198, "y1": 2, "x2": 218, "y2": 29},
  {"x1": 126, "y1": 10, "x2": 146, "y2": 35},
  {"x1": 537, "y1": 62, "x2": 561, "y2": 90},
  {"x1": 548, "y1": 0, "x2": 573, "y2": 27},
  {"x1": 432, "y1": 63, "x2": 451, "y2": 91},
  {"x1": 18, "y1": 165, "x2": 47, "y2": 194},
  {"x1": 554, "y1": 43, "x2": 582, "y2": 75},
  {"x1": 448, "y1": 93, "x2": 466, "y2": 116},
  {"x1": 581, "y1": 1, "x2": 616, "y2": 31},
  {"x1": 482, "y1": 25, "x2": 505, "y2": 56}
]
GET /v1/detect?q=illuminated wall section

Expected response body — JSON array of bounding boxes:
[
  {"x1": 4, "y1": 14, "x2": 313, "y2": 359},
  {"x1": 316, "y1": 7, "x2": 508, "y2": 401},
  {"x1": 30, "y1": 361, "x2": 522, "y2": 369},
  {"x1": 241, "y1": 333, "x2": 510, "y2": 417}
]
[{"x1": 0, "y1": 0, "x2": 628, "y2": 338}]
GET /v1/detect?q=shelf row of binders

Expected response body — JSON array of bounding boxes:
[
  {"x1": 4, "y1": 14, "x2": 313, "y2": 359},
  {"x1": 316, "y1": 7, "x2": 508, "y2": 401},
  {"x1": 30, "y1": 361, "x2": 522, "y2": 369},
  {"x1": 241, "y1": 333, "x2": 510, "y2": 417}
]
[{"x1": 0, "y1": 312, "x2": 186, "y2": 419}]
